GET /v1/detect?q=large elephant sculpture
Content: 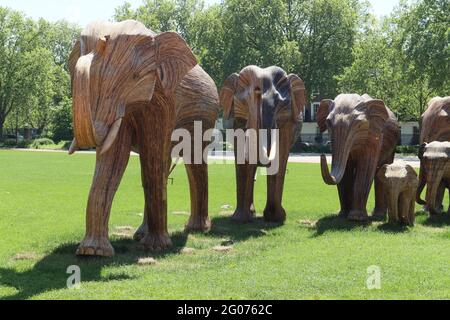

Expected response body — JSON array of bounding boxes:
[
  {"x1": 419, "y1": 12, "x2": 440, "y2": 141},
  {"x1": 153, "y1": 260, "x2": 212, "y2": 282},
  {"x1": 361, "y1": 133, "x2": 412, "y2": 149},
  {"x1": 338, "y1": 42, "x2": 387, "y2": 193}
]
[
  {"x1": 317, "y1": 94, "x2": 400, "y2": 221},
  {"x1": 416, "y1": 96, "x2": 450, "y2": 210},
  {"x1": 220, "y1": 66, "x2": 306, "y2": 223},
  {"x1": 68, "y1": 20, "x2": 219, "y2": 256},
  {"x1": 419, "y1": 141, "x2": 450, "y2": 215}
]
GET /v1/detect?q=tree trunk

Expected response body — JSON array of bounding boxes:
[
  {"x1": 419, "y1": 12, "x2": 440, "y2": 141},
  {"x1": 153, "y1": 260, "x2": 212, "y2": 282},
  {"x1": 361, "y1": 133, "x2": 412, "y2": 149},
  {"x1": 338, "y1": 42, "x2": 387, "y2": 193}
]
[{"x1": 0, "y1": 118, "x2": 4, "y2": 141}]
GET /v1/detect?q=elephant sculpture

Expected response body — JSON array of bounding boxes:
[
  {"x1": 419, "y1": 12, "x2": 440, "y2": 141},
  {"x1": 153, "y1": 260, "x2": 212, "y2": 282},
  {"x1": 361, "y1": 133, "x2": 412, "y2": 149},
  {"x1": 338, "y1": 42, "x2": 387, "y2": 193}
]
[
  {"x1": 418, "y1": 141, "x2": 450, "y2": 215},
  {"x1": 416, "y1": 96, "x2": 450, "y2": 211},
  {"x1": 68, "y1": 20, "x2": 219, "y2": 256},
  {"x1": 220, "y1": 66, "x2": 306, "y2": 223},
  {"x1": 377, "y1": 161, "x2": 418, "y2": 226},
  {"x1": 317, "y1": 94, "x2": 400, "y2": 221}
]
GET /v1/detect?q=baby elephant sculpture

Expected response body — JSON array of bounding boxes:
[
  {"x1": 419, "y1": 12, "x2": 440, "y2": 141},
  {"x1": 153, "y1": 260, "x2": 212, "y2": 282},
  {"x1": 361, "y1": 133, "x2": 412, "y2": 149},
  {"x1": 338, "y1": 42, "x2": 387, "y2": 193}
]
[
  {"x1": 220, "y1": 66, "x2": 306, "y2": 223},
  {"x1": 69, "y1": 20, "x2": 219, "y2": 256},
  {"x1": 416, "y1": 96, "x2": 450, "y2": 211},
  {"x1": 377, "y1": 161, "x2": 418, "y2": 226},
  {"x1": 317, "y1": 94, "x2": 400, "y2": 221},
  {"x1": 418, "y1": 141, "x2": 450, "y2": 215}
]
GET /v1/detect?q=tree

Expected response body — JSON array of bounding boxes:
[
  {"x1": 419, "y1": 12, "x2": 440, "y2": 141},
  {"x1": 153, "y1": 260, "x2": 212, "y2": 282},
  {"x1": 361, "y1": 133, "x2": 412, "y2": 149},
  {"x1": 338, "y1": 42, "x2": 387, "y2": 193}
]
[
  {"x1": 50, "y1": 96, "x2": 73, "y2": 142},
  {"x1": 338, "y1": 0, "x2": 449, "y2": 120},
  {"x1": 0, "y1": 7, "x2": 78, "y2": 140},
  {"x1": 0, "y1": 8, "x2": 35, "y2": 139}
]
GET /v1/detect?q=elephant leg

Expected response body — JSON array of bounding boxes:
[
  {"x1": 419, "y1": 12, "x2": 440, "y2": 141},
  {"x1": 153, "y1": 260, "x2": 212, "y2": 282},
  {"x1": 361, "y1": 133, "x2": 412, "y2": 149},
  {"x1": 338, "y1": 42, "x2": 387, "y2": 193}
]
[
  {"x1": 337, "y1": 162, "x2": 354, "y2": 218},
  {"x1": 264, "y1": 126, "x2": 295, "y2": 223},
  {"x1": 232, "y1": 163, "x2": 257, "y2": 223},
  {"x1": 138, "y1": 148, "x2": 172, "y2": 251},
  {"x1": 185, "y1": 163, "x2": 211, "y2": 232},
  {"x1": 348, "y1": 153, "x2": 378, "y2": 222},
  {"x1": 264, "y1": 150, "x2": 289, "y2": 223},
  {"x1": 372, "y1": 174, "x2": 388, "y2": 219},
  {"x1": 398, "y1": 191, "x2": 411, "y2": 225},
  {"x1": 76, "y1": 122, "x2": 132, "y2": 257},
  {"x1": 436, "y1": 181, "x2": 446, "y2": 213},
  {"x1": 408, "y1": 193, "x2": 416, "y2": 226}
]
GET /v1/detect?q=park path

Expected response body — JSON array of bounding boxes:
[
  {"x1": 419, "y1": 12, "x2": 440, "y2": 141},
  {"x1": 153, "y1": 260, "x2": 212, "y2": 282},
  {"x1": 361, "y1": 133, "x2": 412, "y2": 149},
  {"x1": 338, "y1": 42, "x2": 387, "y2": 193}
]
[{"x1": 3, "y1": 148, "x2": 421, "y2": 168}]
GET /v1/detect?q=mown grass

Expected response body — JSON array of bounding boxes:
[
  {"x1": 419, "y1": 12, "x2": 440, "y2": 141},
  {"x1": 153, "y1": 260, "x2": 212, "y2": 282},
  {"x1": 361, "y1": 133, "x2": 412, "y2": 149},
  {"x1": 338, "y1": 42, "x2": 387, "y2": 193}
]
[{"x1": 0, "y1": 150, "x2": 448, "y2": 300}]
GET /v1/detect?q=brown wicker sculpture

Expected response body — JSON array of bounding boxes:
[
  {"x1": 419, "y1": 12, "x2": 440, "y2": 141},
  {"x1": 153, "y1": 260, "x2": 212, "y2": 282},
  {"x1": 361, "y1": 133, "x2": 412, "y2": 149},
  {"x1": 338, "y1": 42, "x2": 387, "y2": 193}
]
[
  {"x1": 377, "y1": 161, "x2": 418, "y2": 226},
  {"x1": 419, "y1": 141, "x2": 450, "y2": 215},
  {"x1": 317, "y1": 94, "x2": 400, "y2": 221},
  {"x1": 416, "y1": 97, "x2": 450, "y2": 211},
  {"x1": 69, "y1": 20, "x2": 219, "y2": 256},
  {"x1": 220, "y1": 66, "x2": 306, "y2": 223}
]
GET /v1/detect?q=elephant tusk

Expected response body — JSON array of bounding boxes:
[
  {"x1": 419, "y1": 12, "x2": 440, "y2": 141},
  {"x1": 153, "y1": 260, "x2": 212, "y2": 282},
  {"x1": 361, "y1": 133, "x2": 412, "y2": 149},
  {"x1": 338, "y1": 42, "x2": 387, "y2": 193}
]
[
  {"x1": 269, "y1": 136, "x2": 277, "y2": 162},
  {"x1": 68, "y1": 138, "x2": 79, "y2": 155},
  {"x1": 100, "y1": 118, "x2": 123, "y2": 156}
]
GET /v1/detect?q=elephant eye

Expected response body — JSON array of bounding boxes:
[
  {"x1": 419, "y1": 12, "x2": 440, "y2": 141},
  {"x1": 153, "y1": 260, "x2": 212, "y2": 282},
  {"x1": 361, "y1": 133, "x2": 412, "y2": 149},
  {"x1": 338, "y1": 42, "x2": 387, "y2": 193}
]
[{"x1": 326, "y1": 118, "x2": 332, "y2": 128}]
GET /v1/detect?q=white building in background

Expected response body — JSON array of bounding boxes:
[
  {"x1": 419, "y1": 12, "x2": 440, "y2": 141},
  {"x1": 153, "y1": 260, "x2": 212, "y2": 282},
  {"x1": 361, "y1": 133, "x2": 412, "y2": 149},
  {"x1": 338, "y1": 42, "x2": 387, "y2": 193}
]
[{"x1": 216, "y1": 117, "x2": 420, "y2": 147}]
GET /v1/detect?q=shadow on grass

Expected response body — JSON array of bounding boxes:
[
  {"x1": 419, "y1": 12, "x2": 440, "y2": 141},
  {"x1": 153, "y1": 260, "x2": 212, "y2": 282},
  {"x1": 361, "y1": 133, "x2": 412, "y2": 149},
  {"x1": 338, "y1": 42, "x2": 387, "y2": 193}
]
[
  {"x1": 312, "y1": 214, "x2": 372, "y2": 237},
  {"x1": 0, "y1": 232, "x2": 188, "y2": 300},
  {"x1": 376, "y1": 223, "x2": 409, "y2": 233},
  {"x1": 421, "y1": 213, "x2": 450, "y2": 227},
  {"x1": 209, "y1": 216, "x2": 283, "y2": 243}
]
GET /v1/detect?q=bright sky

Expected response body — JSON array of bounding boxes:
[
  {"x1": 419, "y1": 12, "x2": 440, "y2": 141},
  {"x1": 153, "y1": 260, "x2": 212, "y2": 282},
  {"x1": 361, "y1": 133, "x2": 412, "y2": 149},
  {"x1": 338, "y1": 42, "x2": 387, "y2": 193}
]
[{"x1": 1, "y1": 0, "x2": 401, "y2": 27}]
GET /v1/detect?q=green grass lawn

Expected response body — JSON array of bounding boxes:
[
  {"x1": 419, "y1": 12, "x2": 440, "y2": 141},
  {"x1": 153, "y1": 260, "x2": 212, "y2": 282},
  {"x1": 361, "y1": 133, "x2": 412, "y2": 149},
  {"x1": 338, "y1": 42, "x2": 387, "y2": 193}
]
[{"x1": 0, "y1": 150, "x2": 448, "y2": 300}]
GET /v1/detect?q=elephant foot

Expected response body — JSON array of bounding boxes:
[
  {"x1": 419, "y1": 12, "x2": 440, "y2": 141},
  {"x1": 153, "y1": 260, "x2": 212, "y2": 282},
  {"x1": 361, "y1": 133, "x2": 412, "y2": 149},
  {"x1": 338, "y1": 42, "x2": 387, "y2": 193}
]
[
  {"x1": 387, "y1": 215, "x2": 400, "y2": 225},
  {"x1": 338, "y1": 210, "x2": 349, "y2": 218},
  {"x1": 133, "y1": 223, "x2": 148, "y2": 242},
  {"x1": 185, "y1": 216, "x2": 211, "y2": 233},
  {"x1": 76, "y1": 236, "x2": 115, "y2": 257},
  {"x1": 263, "y1": 206, "x2": 286, "y2": 223},
  {"x1": 400, "y1": 217, "x2": 414, "y2": 227},
  {"x1": 231, "y1": 207, "x2": 255, "y2": 223},
  {"x1": 372, "y1": 208, "x2": 387, "y2": 221},
  {"x1": 140, "y1": 233, "x2": 172, "y2": 251},
  {"x1": 348, "y1": 210, "x2": 369, "y2": 222}
]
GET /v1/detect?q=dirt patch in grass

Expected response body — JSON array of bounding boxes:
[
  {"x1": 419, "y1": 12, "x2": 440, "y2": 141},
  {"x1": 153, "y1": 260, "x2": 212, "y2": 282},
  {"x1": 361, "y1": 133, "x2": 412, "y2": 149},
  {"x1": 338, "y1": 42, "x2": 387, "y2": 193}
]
[
  {"x1": 137, "y1": 257, "x2": 157, "y2": 266},
  {"x1": 213, "y1": 245, "x2": 233, "y2": 253},
  {"x1": 12, "y1": 252, "x2": 41, "y2": 261},
  {"x1": 172, "y1": 211, "x2": 190, "y2": 216},
  {"x1": 181, "y1": 247, "x2": 196, "y2": 254},
  {"x1": 112, "y1": 226, "x2": 135, "y2": 238},
  {"x1": 297, "y1": 220, "x2": 317, "y2": 228}
]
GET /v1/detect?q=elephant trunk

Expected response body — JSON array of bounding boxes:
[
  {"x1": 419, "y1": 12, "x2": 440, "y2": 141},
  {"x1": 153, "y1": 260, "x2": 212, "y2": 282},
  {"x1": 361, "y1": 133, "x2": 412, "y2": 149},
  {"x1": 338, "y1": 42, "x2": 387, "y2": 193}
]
[
  {"x1": 245, "y1": 89, "x2": 263, "y2": 163},
  {"x1": 70, "y1": 53, "x2": 124, "y2": 156},
  {"x1": 425, "y1": 162, "x2": 446, "y2": 215},
  {"x1": 321, "y1": 127, "x2": 352, "y2": 185},
  {"x1": 71, "y1": 53, "x2": 97, "y2": 152},
  {"x1": 416, "y1": 160, "x2": 427, "y2": 205},
  {"x1": 387, "y1": 189, "x2": 399, "y2": 221}
]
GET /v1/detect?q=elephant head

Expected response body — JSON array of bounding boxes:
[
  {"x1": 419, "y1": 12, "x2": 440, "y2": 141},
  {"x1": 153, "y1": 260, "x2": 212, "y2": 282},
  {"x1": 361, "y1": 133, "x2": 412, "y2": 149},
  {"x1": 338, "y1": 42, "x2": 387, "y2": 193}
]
[
  {"x1": 420, "y1": 97, "x2": 450, "y2": 144},
  {"x1": 219, "y1": 66, "x2": 306, "y2": 163},
  {"x1": 68, "y1": 20, "x2": 197, "y2": 155},
  {"x1": 317, "y1": 94, "x2": 390, "y2": 185},
  {"x1": 421, "y1": 141, "x2": 450, "y2": 214},
  {"x1": 416, "y1": 96, "x2": 450, "y2": 204}
]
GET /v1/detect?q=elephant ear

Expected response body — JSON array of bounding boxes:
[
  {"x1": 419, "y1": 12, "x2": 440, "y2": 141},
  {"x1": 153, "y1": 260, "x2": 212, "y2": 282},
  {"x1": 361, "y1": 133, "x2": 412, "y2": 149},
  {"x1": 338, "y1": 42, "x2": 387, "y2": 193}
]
[
  {"x1": 317, "y1": 99, "x2": 334, "y2": 133},
  {"x1": 439, "y1": 101, "x2": 450, "y2": 119},
  {"x1": 288, "y1": 74, "x2": 307, "y2": 122},
  {"x1": 418, "y1": 143, "x2": 426, "y2": 160},
  {"x1": 405, "y1": 164, "x2": 418, "y2": 179},
  {"x1": 366, "y1": 99, "x2": 389, "y2": 131},
  {"x1": 220, "y1": 73, "x2": 239, "y2": 120},
  {"x1": 155, "y1": 32, "x2": 197, "y2": 95},
  {"x1": 68, "y1": 39, "x2": 81, "y2": 83},
  {"x1": 376, "y1": 164, "x2": 389, "y2": 183}
]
